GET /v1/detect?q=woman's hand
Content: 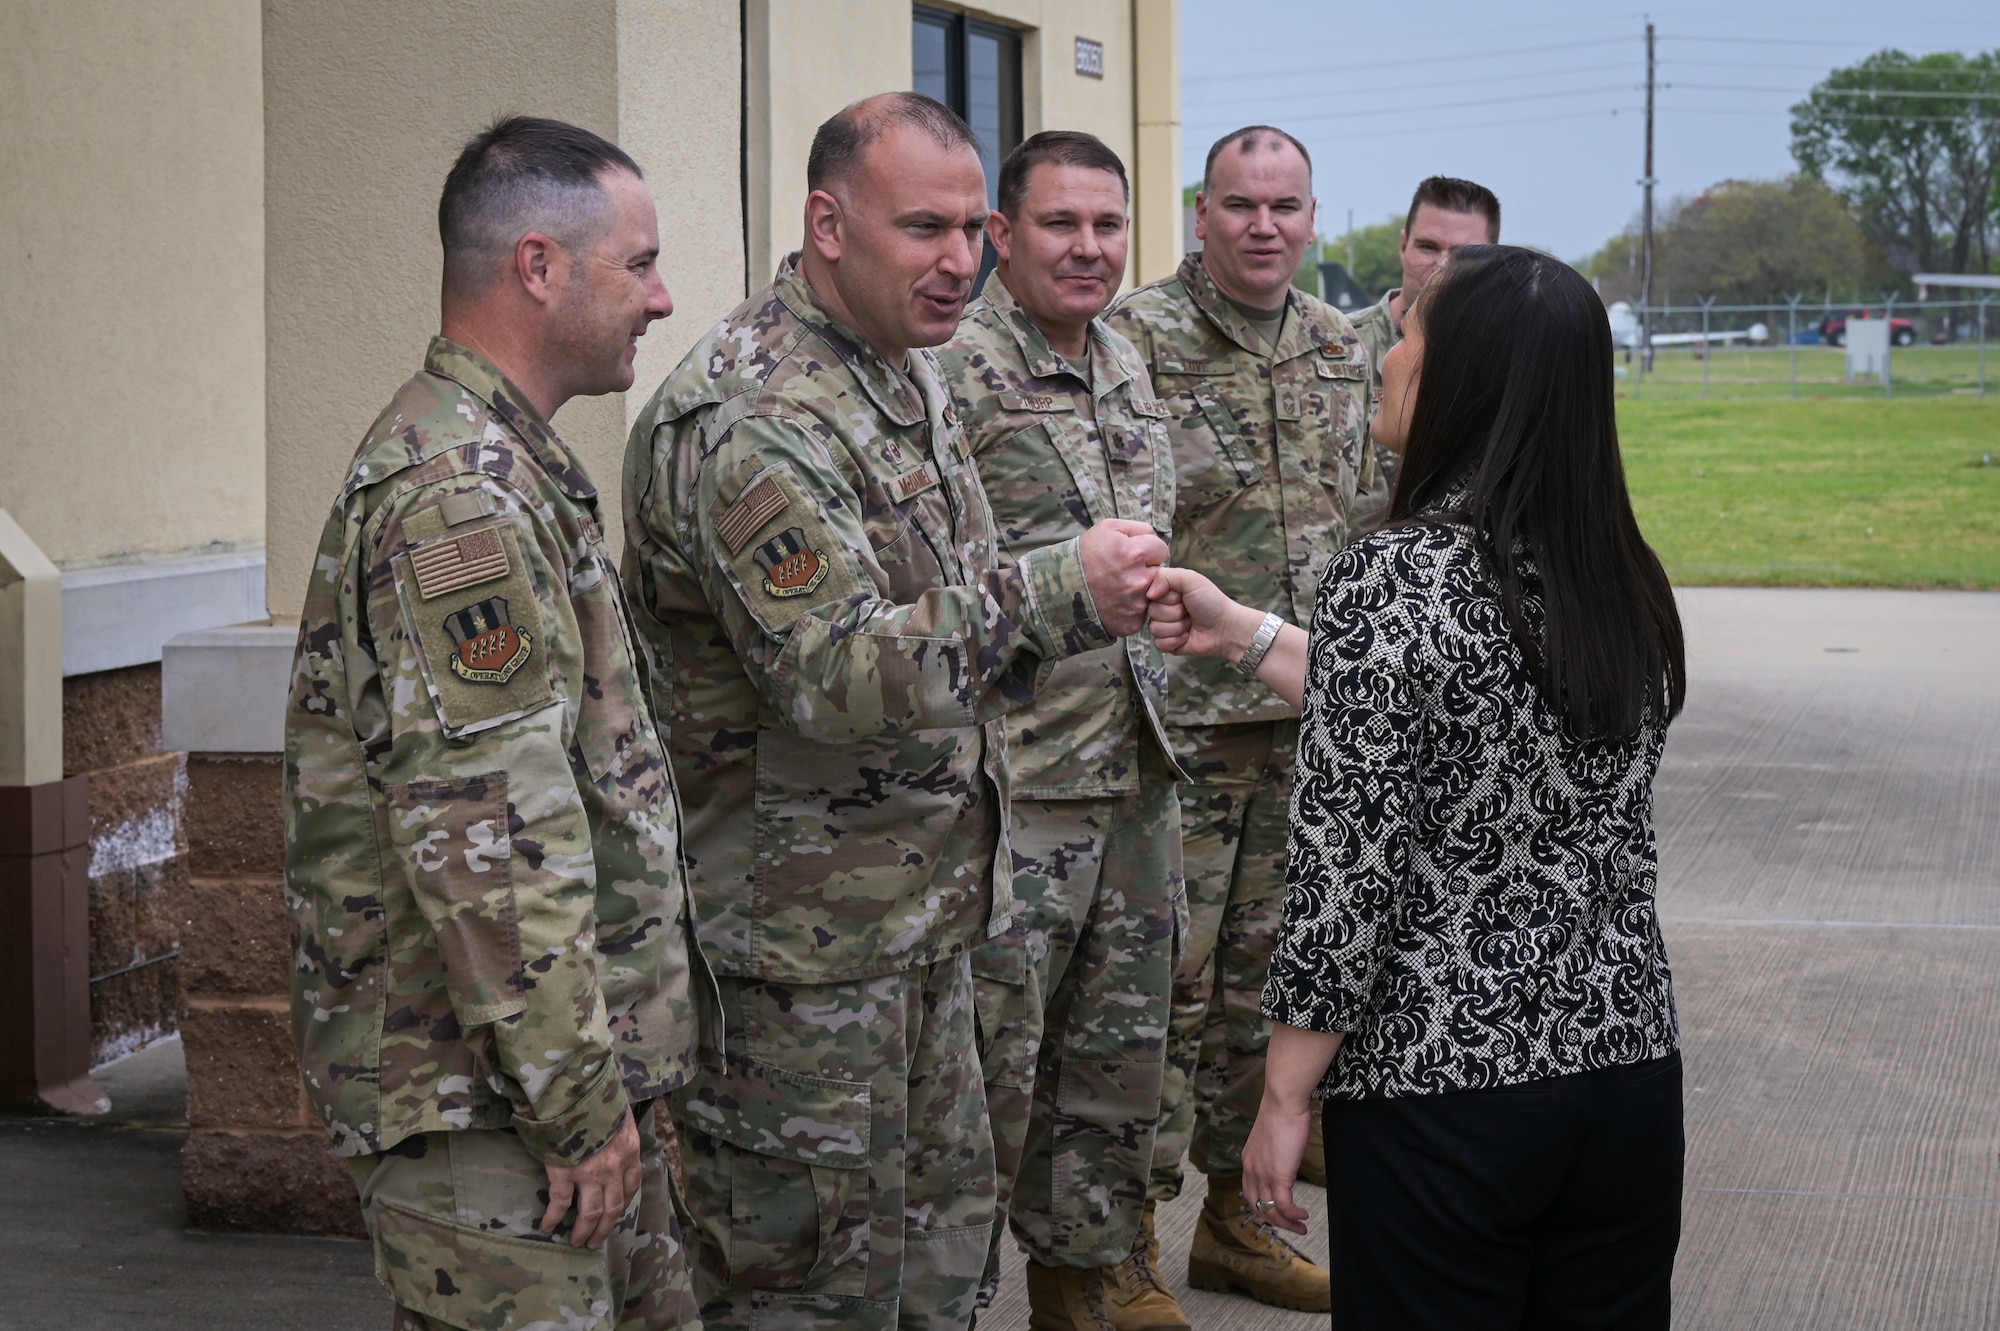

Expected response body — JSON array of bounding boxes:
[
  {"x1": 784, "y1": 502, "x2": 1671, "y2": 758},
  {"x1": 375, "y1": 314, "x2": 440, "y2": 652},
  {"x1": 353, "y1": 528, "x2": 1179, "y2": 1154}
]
[
  {"x1": 1147, "y1": 566, "x2": 1310, "y2": 709},
  {"x1": 1242, "y1": 1022, "x2": 1347, "y2": 1236},
  {"x1": 1146, "y1": 566, "x2": 1265, "y2": 660},
  {"x1": 1242, "y1": 1103, "x2": 1315, "y2": 1236}
]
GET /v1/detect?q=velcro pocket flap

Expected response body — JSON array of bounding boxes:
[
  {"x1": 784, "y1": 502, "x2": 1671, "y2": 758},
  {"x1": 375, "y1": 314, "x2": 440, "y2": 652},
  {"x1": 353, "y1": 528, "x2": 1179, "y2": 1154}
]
[{"x1": 673, "y1": 1054, "x2": 870, "y2": 1169}]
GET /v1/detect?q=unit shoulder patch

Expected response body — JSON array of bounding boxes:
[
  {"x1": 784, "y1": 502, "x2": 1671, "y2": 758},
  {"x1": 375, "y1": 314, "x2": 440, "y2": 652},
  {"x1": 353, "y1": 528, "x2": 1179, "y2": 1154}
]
[
  {"x1": 443, "y1": 597, "x2": 533, "y2": 683},
  {"x1": 753, "y1": 528, "x2": 830, "y2": 599}
]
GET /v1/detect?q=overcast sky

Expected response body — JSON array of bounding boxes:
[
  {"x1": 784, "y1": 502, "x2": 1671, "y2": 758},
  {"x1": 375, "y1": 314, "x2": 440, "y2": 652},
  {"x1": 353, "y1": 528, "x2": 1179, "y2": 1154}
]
[{"x1": 1179, "y1": 2, "x2": 1997, "y2": 264}]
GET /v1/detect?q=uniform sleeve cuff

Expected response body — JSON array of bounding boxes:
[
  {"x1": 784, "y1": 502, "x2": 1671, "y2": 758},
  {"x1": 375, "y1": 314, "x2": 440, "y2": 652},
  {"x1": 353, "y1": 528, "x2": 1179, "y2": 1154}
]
[
  {"x1": 509, "y1": 1057, "x2": 630, "y2": 1167},
  {"x1": 1016, "y1": 537, "x2": 1115, "y2": 661}
]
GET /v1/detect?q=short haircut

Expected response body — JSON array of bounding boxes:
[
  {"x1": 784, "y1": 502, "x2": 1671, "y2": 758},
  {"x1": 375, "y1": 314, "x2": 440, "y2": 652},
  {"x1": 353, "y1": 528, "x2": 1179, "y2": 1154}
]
[
  {"x1": 1202, "y1": 125, "x2": 1312, "y2": 192},
  {"x1": 1405, "y1": 175, "x2": 1502, "y2": 241},
  {"x1": 807, "y1": 92, "x2": 982, "y2": 195},
  {"x1": 997, "y1": 130, "x2": 1129, "y2": 217},
  {"x1": 438, "y1": 115, "x2": 641, "y2": 296}
]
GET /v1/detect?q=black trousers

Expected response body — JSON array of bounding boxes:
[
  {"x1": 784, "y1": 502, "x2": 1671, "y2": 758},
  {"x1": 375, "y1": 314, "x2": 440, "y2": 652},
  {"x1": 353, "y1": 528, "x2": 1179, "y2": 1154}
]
[{"x1": 1322, "y1": 1053, "x2": 1684, "y2": 1331}]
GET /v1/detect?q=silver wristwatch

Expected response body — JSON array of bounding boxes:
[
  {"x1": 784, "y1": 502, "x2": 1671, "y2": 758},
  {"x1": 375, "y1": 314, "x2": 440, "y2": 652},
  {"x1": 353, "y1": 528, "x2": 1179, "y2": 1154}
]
[{"x1": 1232, "y1": 612, "x2": 1285, "y2": 678}]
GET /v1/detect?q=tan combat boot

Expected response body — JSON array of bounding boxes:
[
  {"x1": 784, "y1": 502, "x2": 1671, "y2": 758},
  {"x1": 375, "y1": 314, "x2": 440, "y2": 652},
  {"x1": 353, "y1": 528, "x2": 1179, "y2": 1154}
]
[
  {"x1": 1025, "y1": 1260, "x2": 1117, "y2": 1331},
  {"x1": 1297, "y1": 1102, "x2": 1327, "y2": 1188},
  {"x1": 1186, "y1": 1174, "x2": 1332, "y2": 1313},
  {"x1": 1104, "y1": 1200, "x2": 1191, "y2": 1331}
]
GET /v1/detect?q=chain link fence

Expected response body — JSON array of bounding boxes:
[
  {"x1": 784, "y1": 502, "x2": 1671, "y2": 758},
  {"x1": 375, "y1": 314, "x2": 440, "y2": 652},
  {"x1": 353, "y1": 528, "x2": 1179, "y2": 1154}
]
[{"x1": 1614, "y1": 297, "x2": 1998, "y2": 400}]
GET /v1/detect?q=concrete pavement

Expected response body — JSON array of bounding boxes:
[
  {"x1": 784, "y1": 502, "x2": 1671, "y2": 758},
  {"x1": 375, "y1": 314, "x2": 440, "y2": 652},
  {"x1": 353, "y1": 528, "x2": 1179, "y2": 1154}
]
[{"x1": 5, "y1": 587, "x2": 1996, "y2": 1329}]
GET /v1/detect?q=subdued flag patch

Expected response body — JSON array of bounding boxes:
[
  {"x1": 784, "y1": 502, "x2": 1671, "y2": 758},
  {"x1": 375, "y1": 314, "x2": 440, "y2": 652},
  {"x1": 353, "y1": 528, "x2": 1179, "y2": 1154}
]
[
  {"x1": 717, "y1": 475, "x2": 790, "y2": 553},
  {"x1": 411, "y1": 529, "x2": 510, "y2": 599}
]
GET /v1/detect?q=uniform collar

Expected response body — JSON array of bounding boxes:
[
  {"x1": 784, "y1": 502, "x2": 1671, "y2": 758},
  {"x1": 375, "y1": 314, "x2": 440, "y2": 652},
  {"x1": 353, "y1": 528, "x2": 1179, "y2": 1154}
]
[
  {"x1": 773, "y1": 252, "x2": 927, "y2": 427},
  {"x1": 977, "y1": 270, "x2": 1135, "y2": 399},
  {"x1": 423, "y1": 336, "x2": 597, "y2": 500},
  {"x1": 1176, "y1": 251, "x2": 1347, "y2": 363},
  {"x1": 1380, "y1": 286, "x2": 1405, "y2": 336}
]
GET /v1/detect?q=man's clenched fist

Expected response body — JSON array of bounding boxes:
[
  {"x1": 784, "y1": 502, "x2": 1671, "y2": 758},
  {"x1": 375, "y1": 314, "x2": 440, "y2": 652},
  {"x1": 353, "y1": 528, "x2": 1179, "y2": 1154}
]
[{"x1": 1078, "y1": 518, "x2": 1170, "y2": 637}]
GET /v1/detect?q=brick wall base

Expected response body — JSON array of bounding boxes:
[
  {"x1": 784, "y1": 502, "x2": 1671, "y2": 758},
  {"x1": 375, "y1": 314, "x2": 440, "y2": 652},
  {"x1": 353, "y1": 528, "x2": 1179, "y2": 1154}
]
[{"x1": 179, "y1": 753, "x2": 362, "y2": 1237}]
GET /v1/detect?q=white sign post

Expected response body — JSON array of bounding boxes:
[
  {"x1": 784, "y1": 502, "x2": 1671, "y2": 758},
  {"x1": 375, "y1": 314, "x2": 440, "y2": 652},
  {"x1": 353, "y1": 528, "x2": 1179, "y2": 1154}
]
[{"x1": 1845, "y1": 317, "x2": 1891, "y2": 395}]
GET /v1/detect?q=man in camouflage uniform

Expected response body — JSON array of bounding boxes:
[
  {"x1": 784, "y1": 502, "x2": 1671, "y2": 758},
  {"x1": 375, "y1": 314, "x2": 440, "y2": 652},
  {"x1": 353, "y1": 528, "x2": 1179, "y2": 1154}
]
[
  {"x1": 1346, "y1": 175, "x2": 1501, "y2": 532},
  {"x1": 1105, "y1": 125, "x2": 1374, "y2": 1319},
  {"x1": 935, "y1": 131, "x2": 1185, "y2": 1331},
  {"x1": 621, "y1": 95, "x2": 1168, "y2": 1331},
  {"x1": 285, "y1": 118, "x2": 704, "y2": 1330}
]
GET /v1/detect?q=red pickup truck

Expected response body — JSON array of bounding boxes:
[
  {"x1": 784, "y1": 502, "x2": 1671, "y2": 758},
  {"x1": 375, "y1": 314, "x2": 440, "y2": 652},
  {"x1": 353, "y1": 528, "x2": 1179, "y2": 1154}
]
[{"x1": 1819, "y1": 309, "x2": 1917, "y2": 348}]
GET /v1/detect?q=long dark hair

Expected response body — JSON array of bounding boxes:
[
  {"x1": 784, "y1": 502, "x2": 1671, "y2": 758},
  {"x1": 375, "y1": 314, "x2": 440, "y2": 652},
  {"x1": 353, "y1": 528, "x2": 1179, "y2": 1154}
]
[{"x1": 1388, "y1": 245, "x2": 1685, "y2": 738}]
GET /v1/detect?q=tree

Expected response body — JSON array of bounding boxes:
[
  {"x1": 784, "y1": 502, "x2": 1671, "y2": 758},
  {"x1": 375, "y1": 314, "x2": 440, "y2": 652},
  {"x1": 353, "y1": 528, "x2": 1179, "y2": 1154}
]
[
  {"x1": 1579, "y1": 177, "x2": 1887, "y2": 304},
  {"x1": 1791, "y1": 50, "x2": 2000, "y2": 276},
  {"x1": 1329, "y1": 216, "x2": 1404, "y2": 298}
]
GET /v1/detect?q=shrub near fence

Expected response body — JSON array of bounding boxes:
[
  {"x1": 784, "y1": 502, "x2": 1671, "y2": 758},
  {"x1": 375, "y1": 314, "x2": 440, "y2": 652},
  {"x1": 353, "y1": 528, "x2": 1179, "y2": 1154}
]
[{"x1": 1617, "y1": 298, "x2": 1996, "y2": 400}]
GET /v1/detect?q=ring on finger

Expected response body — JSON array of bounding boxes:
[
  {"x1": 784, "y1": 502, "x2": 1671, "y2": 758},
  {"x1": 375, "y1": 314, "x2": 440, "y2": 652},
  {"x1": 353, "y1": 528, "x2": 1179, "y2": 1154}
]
[{"x1": 1253, "y1": 1198, "x2": 1277, "y2": 1212}]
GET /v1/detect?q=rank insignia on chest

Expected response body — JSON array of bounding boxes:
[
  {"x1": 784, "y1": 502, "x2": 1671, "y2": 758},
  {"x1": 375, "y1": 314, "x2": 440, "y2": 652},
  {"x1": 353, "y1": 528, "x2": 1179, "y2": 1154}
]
[
  {"x1": 443, "y1": 597, "x2": 533, "y2": 684},
  {"x1": 753, "y1": 527, "x2": 830, "y2": 599}
]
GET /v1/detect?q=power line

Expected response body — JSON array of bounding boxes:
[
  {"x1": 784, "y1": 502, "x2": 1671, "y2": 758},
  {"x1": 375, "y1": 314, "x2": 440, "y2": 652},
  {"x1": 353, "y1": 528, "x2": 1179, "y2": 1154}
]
[
  {"x1": 1187, "y1": 82, "x2": 1637, "y2": 129},
  {"x1": 1181, "y1": 36, "x2": 1632, "y2": 87},
  {"x1": 1187, "y1": 69, "x2": 1643, "y2": 113},
  {"x1": 1669, "y1": 105, "x2": 1999, "y2": 125},
  {"x1": 1668, "y1": 82, "x2": 2000, "y2": 101}
]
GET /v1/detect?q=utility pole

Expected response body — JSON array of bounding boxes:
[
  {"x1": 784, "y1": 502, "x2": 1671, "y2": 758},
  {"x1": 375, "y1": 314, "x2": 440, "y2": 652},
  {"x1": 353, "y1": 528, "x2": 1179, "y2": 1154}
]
[{"x1": 1640, "y1": 20, "x2": 1656, "y2": 374}]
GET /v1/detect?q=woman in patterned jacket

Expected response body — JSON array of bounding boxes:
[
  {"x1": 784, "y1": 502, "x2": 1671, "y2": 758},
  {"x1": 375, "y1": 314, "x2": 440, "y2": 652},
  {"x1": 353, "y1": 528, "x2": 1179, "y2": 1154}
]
[{"x1": 1145, "y1": 244, "x2": 1687, "y2": 1330}]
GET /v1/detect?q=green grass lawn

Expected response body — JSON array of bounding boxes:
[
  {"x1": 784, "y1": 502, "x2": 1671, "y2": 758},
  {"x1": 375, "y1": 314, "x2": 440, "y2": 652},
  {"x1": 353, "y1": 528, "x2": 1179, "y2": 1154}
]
[{"x1": 1618, "y1": 397, "x2": 2000, "y2": 588}]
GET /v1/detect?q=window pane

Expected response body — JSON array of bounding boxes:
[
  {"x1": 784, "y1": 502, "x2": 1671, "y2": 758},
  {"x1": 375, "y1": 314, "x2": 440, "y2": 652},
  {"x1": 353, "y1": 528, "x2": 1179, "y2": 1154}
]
[
  {"x1": 913, "y1": 16, "x2": 950, "y2": 106},
  {"x1": 964, "y1": 30, "x2": 1007, "y2": 207}
]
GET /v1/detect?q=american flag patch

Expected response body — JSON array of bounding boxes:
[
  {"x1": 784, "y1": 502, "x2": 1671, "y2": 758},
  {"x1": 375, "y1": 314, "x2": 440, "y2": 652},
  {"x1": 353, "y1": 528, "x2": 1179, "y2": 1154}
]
[{"x1": 410, "y1": 529, "x2": 510, "y2": 599}]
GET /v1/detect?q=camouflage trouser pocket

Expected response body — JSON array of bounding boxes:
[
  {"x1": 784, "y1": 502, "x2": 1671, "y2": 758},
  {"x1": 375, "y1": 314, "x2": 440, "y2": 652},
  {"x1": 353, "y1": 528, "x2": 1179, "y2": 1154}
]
[
  {"x1": 370, "y1": 1195, "x2": 615, "y2": 1329},
  {"x1": 674, "y1": 1054, "x2": 873, "y2": 1299}
]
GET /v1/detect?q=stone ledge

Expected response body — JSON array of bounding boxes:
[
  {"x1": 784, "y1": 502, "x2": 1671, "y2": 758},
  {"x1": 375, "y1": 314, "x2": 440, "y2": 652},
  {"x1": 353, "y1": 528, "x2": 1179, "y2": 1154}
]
[
  {"x1": 62, "y1": 551, "x2": 265, "y2": 678},
  {"x1": 161, "y1": 622, "x2": 294, "y2": 754}
]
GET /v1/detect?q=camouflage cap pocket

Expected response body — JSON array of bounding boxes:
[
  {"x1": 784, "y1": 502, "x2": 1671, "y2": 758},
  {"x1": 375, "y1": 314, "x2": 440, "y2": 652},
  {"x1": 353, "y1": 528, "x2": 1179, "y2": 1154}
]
[
  {"x1": 671, "y1": 1052, "x2": 870, "y2": 1169},
  {"x1": 372, "y1": 1197, "x2": 613, "y2": 1330}
]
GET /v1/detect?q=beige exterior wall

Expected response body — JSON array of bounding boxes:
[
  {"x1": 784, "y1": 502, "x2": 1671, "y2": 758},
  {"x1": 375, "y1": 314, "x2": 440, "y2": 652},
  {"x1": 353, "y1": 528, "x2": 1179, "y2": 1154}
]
[
  {"x1": 261, "y1": 0, "x2": 744, "y2": 622},
  {"x1": 745, "y1": 0, "x2": 1174, "y2": 295},
  {"x1": 0, "y1": 0, "x2": 265, "y2": 572},
  {"x1": 1131, "y1": 0, "x2": 1185, "y2": 285},
  {"x1": 744, "y1": 0, "x2": 913, "y2": 287}
]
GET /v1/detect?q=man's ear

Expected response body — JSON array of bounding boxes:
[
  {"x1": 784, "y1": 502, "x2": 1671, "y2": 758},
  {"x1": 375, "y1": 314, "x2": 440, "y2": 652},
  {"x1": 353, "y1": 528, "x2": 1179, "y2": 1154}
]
[
  {"x1": 985, "y1": 209, "x2": 1014, "y2": 263},
  {"x1": 515, "y1": 231, "x2": 565, "y2": 306},
  {"x1": 1193, "y1": 191, "x2": 1208, "y2": 243},
  {"x1": 804, "y1": 190, "x2": 845, "y2": 263}
]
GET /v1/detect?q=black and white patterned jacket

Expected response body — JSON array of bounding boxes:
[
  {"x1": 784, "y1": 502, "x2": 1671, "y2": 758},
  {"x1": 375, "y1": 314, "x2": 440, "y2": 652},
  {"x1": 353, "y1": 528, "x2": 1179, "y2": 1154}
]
[{"x1": 1265, "y1": 519, "x2": 1680, "y2": 1100}]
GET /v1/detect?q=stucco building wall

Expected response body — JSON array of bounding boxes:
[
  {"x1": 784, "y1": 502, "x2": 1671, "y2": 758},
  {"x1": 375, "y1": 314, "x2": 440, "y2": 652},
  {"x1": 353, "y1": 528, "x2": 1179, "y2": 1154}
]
[{"x1": 0, "y1": 0, "x2": 265, "y2": 572}]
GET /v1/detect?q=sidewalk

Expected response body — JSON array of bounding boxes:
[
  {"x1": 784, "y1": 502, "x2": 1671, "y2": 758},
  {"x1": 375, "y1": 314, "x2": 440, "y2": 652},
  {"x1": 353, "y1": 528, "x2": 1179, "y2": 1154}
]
[{"x1": 7, "y1": 588, "x2": 1997, "y2": 1330}]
